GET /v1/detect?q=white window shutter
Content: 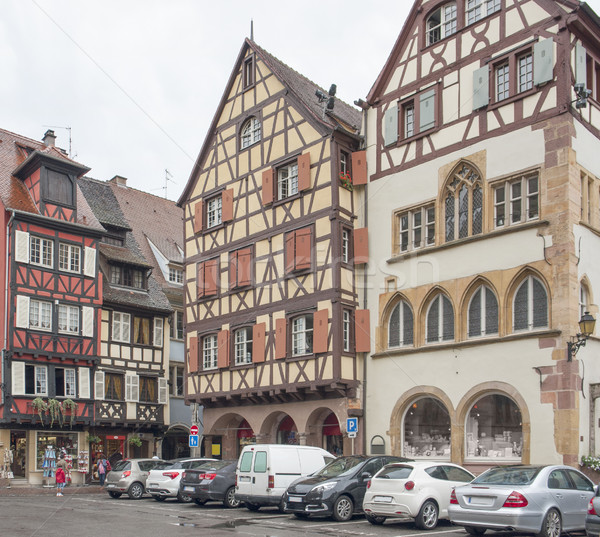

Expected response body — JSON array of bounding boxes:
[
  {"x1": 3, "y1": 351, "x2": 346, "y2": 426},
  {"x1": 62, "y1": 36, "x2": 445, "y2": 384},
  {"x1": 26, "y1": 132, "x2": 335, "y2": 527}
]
[
  {"x1": 11, "y1": 362, "x2": 25, "y2": 396},
  {"x1": 576, "y1": 43, "x2": 587, "y2": 86},
  {"x1": 383, "y1": 105, "x2": 398, "y2": 146},
  {"x1": 158, "y1": 377, "x2": 168, "y2": 404},
  {"x1": 534, "y1": 38, "x2": 554, "y2": 86},
  {"x1": 419, "y1": 89, "x2": 436, "y2": 131},
  {"x1": 15, "y1": 295, "x2": 30, "y2": 328},
  {"x1": 82, "y1": 307, "x2": 94, "y2": 337},
  {"x1": 14, "y1": 230, "x2": 29, "y2": 264},
  {"x1": 84, "y1": 247, "x2": 96, "y2": 277},
  {"x1": 125, "y1": 375, "x2": 132, "y2": 401},
  {"x1": 126, "y1": 374, "x2": 139, "y2": 402},
  {"x1": 473, "y1": 66, "x2": 490, "y2": 110},
  {"x1": 153, "y1": 318, "x2": 164, "y2": 347},
  {"x1": 95, "y1": 371, "x2": 105, "y2": 401},
  {"x1": 79, "y1": 368, "x2": 90, "y2": 399}
]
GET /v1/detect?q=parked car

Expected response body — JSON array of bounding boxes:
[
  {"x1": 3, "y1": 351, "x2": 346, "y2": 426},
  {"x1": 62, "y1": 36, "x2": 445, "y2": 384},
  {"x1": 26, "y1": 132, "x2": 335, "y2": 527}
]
[
  {"x1": 362, "y1": 461, "x2": 475, "y2": 528},
  {"x1": 146, "y1": 458, "x2": 216, "y2": 502},
  {"x1": 236, "y1": 444, "x2": 335, "y2": 511},
  {"x1": 586, "y1": 486, "x2": 600, "y2": 537},
  {"x1": 283, "y1": 455, "x2": 407, "y2": 521},
  {"x1": 105, "y1": 458, "x2": 166, "y2": 499},
  {"x1": 179, "y1": 459, "x2": 240, "y2": 507},
  {"x1": 449, "y1": 464, "x2": 595, "y2": 537}
]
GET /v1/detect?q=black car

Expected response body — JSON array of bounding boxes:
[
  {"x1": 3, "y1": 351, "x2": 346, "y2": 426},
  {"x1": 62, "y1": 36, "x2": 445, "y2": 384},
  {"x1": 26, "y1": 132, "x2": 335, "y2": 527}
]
[
  {"x1": 179, "y1": 459, "x2": 240, "y2": 508},
  {"x1": 283, "y1": 455, "x2": 408, "y2": 521}
]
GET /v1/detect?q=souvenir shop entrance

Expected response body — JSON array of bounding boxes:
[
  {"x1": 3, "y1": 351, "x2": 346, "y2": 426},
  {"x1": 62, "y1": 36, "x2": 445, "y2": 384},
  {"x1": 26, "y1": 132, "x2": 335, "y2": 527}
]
[{"x1": 10, "y1": 431, "x2": 26, "y2": 478}]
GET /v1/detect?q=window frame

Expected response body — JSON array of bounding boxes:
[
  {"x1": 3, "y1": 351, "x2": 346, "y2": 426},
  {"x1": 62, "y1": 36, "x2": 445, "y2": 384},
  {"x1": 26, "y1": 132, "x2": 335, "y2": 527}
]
[
  {"x1": 55, "y1": 367, "x2": 77, "y2": 398},
  {"x1": 467, "y1": 285, "x2": 499, "y2": 338},
  {"x1": 291, "y1": 314, "x2": 314, "y2": 357},
  {"x1": 105, "y1": 372, "x2": 124, "y2": 400},
  {"x1": 30, "y1": 235, "x2": 54, "y2": 268},
  {"x1": 426, "y1": 2, "x2": 458, "y2": 47},
  {"x1": 277, "y1": 160, "x2": 299, "y2": 201},
  {"x1": 171, "y1": 365, "x2": 184, "y2": 397},
  {"x1": 426, "y1": 294, "x2": 455, "y2": 344},
  {"x1": 168, "y1": 266, "x2": 184, "y2": 285},
  {"x1": 388, "y1": 299, "x2": 415, "y2": 348},
  {"x1": 58, "y1": 303, "x2": 80, "y2": 335},
  {"x1": 132, "y1": 316, "x2": 152, "y2": 346},
  {"x1": 206, "y1": 194, "x2": 223, "y2": 229},
  {"x1": 139, "y1": 376, "x2": 158, "y2": 403},
  {"x1": 110, "y1": 265, "x2": 146, "y2": 289},
  {"x1": 25, "y1": 364, "x2": 48, "y2": 396},
  {"x1": 29, "y1": 299, "x2": 52, "y2": 332},
  {"x1": 202, "y1": 334, "x2": 219, "y2": 371},
  {"x1": 490, "y1": 46, "x2": 535, "y2": 106},
  {"x1": 112, "y1": 311, "x2": 131, "y2": 343},
  {"x1": 240, "y1": 117, "x2": 262, "y2": 149},
  {"x1": 398, "y1": 87, "x2": 439, "y2": 143},
  {"x1": 243, "y1": 54, "x2": 255, "y2": 90},
  {"x1": 492, "y1": 173, "x2": 539, "y2": 228},
  {"x1": 171, "y1": 309, "x2": 184, "y2": 340},
  {"x1": 234, "y1": 327, "x2": 253, "y2": 366},
  {"x1": 58, "y1": 242, "x2": 81, "y2": 273},
  {"x1": 466, "y1": 0, "x2": 501, "y2": 26},
  {"x1": 395, "y1": 203, "x2": 436, "y2": 254},
  {"x1": 342, "y1": 309, "x2": 352, "y2": 353},
  {"x1": 443, "y1": 163, "x2": 483, "y2": 243},
  {"x1": 512, "y1": 275, "x2": 549, "y2": 332},
  {"x1": 341, "y1": 227, "x2": 352, "y2": 265}
]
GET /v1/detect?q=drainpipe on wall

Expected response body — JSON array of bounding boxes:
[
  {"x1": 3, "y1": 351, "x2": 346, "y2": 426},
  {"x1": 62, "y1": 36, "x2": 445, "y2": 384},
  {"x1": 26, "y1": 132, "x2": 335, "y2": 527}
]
[{"x1": 2, "y1": 211, "x2": 15, "y2": 406}]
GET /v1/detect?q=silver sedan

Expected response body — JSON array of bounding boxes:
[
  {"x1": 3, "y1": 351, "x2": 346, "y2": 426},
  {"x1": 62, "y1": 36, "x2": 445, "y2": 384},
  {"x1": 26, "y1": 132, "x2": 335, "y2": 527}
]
[{"x1": 448, "y1": 464, "x2": 595, "y2": 537}]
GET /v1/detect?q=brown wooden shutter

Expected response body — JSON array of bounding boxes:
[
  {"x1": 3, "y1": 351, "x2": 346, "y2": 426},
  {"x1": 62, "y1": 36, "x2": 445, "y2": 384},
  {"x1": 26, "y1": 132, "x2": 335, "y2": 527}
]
[
  {"x1": 252, "y1": 323, "x2": 266, "y2": 363},
  {"x1": 222, "y1": 189, "x2": 234, "y2": 222},
  {"x1": 189, "y1": 336, "x2": 199, "y2": 373},
  {"x1": 351, "y1": 150, "x2": 367, "y2": 185},
  {"x1": 275, "y1": 318, "x2": 287, "y2": 359},
  {"x1": 205, "y1": 258, "x2": 219, "y2": 296},
  {"x1": 295, "y1": 227, "x2": 312, "y2": 270},
  {"x1": 262, "y1": 168, "x2": 274, "y2": 205},
  {"x1": 355, "y1": 309, "x2": 371, "y2": 352},
  {"x1": 197, "y1": 262, "x2": 205, "y2": 299},
  {"x1": 229, "y1": 251, "x2": 238, "y2": 290},
  {"x1": 285, "y1": 231, "x2": 296, "y2": 273},
  {"x1": 217, "y1": 330, "x2": 230, "y2": 368},
  {"x1": 313, "y1": 309, "x2": 329, "y2": 354},
  {"x1": 237, "y1": 248, "x2": 252, "y2": 287},
  {"x1": 353, "y1": 227, "x2": 369, "y2": 265},
  {"x1": 297, "y1": 152, "x2": 311, "y2": 191},
  {"x1": 193, "y1": 201, "x2": 203, "y2": 233}
]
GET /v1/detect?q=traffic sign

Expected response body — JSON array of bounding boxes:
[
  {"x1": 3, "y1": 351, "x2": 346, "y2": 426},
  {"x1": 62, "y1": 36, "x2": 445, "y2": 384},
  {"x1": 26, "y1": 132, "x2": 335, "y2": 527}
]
[
  {"x1": 190, "y1": 425, "x2": 199, "y2": 435},
  {"x1": 348, "y1": 432, "x2": 357, "y2": 439},
  {"x1": 346, "y1": 417, "x2": 358, "y2": 434},
  {"x1": 189, "y1": 434, "x2": 199, "y2": 447}
]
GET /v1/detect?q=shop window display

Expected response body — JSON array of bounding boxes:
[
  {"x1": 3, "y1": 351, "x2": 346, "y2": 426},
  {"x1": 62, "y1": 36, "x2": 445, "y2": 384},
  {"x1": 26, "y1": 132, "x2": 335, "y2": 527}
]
[
  {"x1": 36, "y1": 432, "x2": 79, "y2": 473},
  {"x1": 403, "y1": 397, "x2": 451, "y2": 459},
  {"x1": 466, "y1": 394, "x2": 522, "y2": 460}
]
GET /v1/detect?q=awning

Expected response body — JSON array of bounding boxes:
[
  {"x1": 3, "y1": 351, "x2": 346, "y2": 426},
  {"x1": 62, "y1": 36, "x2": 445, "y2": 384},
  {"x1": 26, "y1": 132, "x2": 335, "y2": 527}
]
[{"x1": 323, "y1": 413, "x2": 341, "y2": 436}]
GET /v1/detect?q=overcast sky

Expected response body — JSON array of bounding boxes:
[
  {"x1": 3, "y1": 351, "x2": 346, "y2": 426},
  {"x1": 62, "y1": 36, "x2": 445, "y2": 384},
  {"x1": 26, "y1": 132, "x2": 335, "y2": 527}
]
[{"x1": 2, "y1": 1, "x2": 599, "y2": 202}]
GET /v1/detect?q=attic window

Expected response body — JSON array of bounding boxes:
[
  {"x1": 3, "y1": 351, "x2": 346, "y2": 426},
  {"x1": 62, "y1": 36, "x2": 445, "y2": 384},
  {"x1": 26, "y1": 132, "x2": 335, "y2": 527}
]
[
  {"x1": 243, "y1": 55, "x2": 255, "y2": 90},
  {"x1": 45, "y1": 169, "x2": 74, "y2": 206},
  {"x1": 168, "y1": 266, "x2": 184, "y2": 285},
  {"x1": 241, "y1": 117, "x2": 261, "y2": 149},
  {"x1": 427, "y1": 2, "x2": 457, "y2": 46}
]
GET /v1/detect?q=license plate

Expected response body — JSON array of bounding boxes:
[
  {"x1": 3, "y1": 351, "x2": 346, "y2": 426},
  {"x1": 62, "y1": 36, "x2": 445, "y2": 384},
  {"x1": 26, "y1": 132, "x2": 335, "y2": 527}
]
[
  {"x1": 374, "y1": 495, "x2": 393, "y2": 503},
  {"x1": 467, "y1": 496, "x2": 494, "y2": 506},
  {"x1": 288, "y1": 495, "x2": 302, "y2": 502},
  {"x1": 107, "y1": 484, "x2": 115, "y2": 488},
  {"x1": 184, "y1": 486, "x2": 194, "y2": 492},
  {"x1": 239, "y1": 476, "x2": 251, "y2": 482},
  {"x1": 148, "y1": 483, "x2": 158, "y2": 487}
]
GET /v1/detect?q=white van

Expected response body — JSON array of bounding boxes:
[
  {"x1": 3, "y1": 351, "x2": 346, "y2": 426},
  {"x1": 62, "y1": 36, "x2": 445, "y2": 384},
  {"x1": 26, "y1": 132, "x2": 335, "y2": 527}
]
[{"x1": 235, "y1": 444, "x2": 334, "y2": 510}]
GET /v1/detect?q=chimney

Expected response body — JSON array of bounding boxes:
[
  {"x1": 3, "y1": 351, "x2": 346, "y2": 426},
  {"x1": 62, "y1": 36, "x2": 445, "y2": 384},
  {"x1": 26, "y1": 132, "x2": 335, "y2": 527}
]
[
  {"x1": 110, "y1": 175, "x2": 128, "y2": 187},
  {"x1": 42, "y1": 129, "x2": 56, "y2": 147}
]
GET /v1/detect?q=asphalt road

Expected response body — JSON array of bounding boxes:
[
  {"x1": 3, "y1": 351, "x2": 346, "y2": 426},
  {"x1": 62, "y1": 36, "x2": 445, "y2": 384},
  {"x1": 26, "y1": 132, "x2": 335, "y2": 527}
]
[{"x1": 0, "y1": 492, "x2": 479, "y2": 537}]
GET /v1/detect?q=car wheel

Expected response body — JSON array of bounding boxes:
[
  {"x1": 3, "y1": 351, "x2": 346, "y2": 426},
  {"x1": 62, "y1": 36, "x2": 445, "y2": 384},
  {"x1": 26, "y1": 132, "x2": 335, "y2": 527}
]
[
  {"x1": 365, "y1": 514, "x2": 386, "y2": 525},
  {"x1": 177, "y1": 490, "x2": 193, "y2": 503},
  {"x1": 537, "y1": 509, "x2": 561, "y2": 537},
  {"x1": 415, "y1": 500, "x2": 439, "y2": 530},
  {"x1": 245, "y1": 502, "x2": 261, "y2": 511},
  {"x1": 223, "y1": 487, "x2": 241, "y2": 508},
  {"x1": 108, "y1": 491, "x2": 122, "y2": 499},
  {"x1": 127, "y1": 482, "x2": 144, "y2": 500},
  {"x1": 152, "y1": 495, "x2": 166, "y2": 502},
  {"x1": 193, "y1": 498, "x2": 207, "y2": 506},
  {"x1": 464, "y1": 526, "x2": 487, "y2": 535},
  {"x1": 332, "y1": 495, "x2": 354, "y2": 522},
  {"x1": 294, "y1": 513, "x2": 310, "y2": 519}
]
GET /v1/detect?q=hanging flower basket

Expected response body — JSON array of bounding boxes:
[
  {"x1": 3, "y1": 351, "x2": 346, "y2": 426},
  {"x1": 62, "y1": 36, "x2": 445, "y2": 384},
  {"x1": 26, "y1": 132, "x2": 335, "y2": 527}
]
[
  {"x1": 62, "y1": 399, "x2": 77, "y2": 428},
  {"x1": 339, "y1": 172, "x2": 353, "y2": 191},
  {"x1": 129, "y1": 436, "x2": 142, "y2": 448},
  {"x1": 31, "y1": 397, "x2": 48, "y2": 425}
]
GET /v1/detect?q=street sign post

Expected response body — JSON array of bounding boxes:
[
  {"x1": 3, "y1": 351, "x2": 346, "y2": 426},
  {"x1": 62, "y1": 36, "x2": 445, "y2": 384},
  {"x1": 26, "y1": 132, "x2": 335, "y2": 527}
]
[
  {"x1": 346, "y1": 417, "x2": 358, "y2": 434},
  {"x1": 189, "y1": 434, "x2": 199, "y2": 447}
]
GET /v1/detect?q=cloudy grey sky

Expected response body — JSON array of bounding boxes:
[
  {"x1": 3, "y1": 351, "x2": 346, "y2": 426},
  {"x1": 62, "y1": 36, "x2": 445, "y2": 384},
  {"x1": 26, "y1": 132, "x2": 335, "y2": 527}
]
[{"x1": 1, "y1": 1, "x2": 598, "y2": 202}]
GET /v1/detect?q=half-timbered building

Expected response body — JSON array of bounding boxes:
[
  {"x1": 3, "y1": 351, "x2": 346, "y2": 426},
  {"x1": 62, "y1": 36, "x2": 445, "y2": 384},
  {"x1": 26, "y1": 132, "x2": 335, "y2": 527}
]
[
  {"x1": 179, "y1": 40, "x2": 367, "y2": 458},
  {"x1": 364, "y1": 0, "x2": 600, "y2": 471},
  {"x1": 0, "y1": 128, "x2": 103, "y2": 484}
]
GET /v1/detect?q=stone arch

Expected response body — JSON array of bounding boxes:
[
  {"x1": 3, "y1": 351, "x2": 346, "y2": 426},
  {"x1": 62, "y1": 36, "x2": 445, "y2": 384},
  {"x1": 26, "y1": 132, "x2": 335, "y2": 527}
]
[
  {"x1": 305, "y1": 406, "x2": 344, "y2": 451},
  {"x1": 259, "y1": 410, "x2": 299, "y2": 444}
]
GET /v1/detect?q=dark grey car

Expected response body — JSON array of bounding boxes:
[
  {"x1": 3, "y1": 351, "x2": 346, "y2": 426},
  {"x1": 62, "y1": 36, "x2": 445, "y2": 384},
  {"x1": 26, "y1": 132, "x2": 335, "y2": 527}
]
[
  {"x1": 586, "y1": 487, "x2": 600, "y2": 537},
  {"x1": 179, "y1": 460, "x2": 240, "y2": 508}
]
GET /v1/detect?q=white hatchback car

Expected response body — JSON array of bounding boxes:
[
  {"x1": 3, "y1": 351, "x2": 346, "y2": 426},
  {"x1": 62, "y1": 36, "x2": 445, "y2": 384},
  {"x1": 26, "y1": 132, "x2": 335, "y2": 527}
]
[
  {"x1": 363, "y1": 461, "x2": 475, "y2": 529},
  {"x1": 146, "y1": 458, "x2": 216, "y2": 502}
]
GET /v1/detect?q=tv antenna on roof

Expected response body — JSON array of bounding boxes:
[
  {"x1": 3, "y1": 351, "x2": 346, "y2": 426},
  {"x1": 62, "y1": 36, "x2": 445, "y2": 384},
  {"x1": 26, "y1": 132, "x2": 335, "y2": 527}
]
[
  {"x1": 43, "y1": 125, "x2": 72, "y2": 158},
  {"x1": 162, "y1": 169, "x2": 176, "y2": 199}
]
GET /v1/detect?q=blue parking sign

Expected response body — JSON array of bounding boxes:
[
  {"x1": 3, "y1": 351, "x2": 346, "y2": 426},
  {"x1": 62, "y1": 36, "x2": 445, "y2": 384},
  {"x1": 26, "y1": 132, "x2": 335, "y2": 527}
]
[
  {"x1": 189, "y1": 434, "x2": 199, "y2": 447},
  {"x1": 346, "y1": 417, "x2": 358, "y2": 433}
]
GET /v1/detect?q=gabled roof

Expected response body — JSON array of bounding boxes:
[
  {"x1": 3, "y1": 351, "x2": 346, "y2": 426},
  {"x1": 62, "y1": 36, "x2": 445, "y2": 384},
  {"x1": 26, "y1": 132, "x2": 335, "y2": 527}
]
[
  {"x1": 178, "y1": 39, "x2": 362, "y2": 206},
  {"x1": 78, "y1": 177, "x2": 131, "y2": 231}
]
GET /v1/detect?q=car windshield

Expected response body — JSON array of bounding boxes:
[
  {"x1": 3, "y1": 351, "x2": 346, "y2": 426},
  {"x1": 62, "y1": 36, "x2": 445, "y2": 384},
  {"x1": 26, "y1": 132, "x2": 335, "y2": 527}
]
[
  {"x1": 376, "y1": 465, "x2": 414, "y2": 479},
  {"x1": 472, "y1": 466, "x2": 542, "y2": 485},
  {"x1": 314, "y1": 457, "x2": 365, "y2": 478},
  {"x1": 112, "y1": 460, "x2": 131, "y2": 472}
]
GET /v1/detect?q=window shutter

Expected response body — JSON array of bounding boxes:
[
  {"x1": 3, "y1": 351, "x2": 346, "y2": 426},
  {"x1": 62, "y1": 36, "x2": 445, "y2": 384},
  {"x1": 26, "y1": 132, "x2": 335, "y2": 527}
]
[
  {"x1": 419, "y1": 89, "x2": 436, "y2": 131},
  {"x1": 125, "y1": 374, "x2": 139, "y2": 402},
  {"x1": 262, "y1": 168, "x2": 274, "y2": 205},
  {"x1": 153, "y1": 318, "x2": 164, "y2": 347},
  {"x1": 79, "y1": 368, "x2": 90, "y2": 399},
  {"x1": 158, "y1": 377, "x2": 168, "y2": 404},
  {"x1": 94, "y1": 371, "x2": 105, "y2": 401},
  {"x1": 252, "y1": 323, "x2": 266, "y2": 363},
  {"x1": 383, "y1": 105, "x2": 398, "y2": 146},
  {"x1": 353, "y1": 228, "x2": 369, "y2": 265},
  {"x1": 11, "y1": 361, "x2": 25, "y2": 396},
  {"x1": 229, "y1": 251, "x2": 238, "y2": 289},
  {"x1": 576, "y1": 43, "x2": 587, "y2": 86},
  {"x1": 14, "y1": 230, "x2": 29, "y2": 264},
  {"x1": 285, "y1": 232, "x2": 296, "y2": 273},
  {"x1": 217, "y1": 329, "x2": 230, "y2": 368},
  {"x1": 297, "y1": 153, "x2": 311, "y2": 191},
  {"x1": 82, "y1": 306, "x2": 94, "y2": 337},
  {"x1": 15, "y1": 295, "x2": 30, "y2": 329},
  {"x1": 84, "y1": 247, "x2": 96, "y2": 277},
  {"x1": 275, "y1": 318, "x2": 287, "y2": 359},
  {"x1": 197, "y1": 262, "x2": 205, "y2": 298},
  {"x1": 473, "y1": 66, "x2": 490, "y2": 110},
  {"x1": 238, "y1": 248, "x2": 252, "y2": 287},
  {"x1": 205, "y1": 258, "x2": 219, "y2": 296},
  {"x1": 193, "y1": 201, "x2": 204, "y2": 233},
  {"x1": 222, "y1": 189, "x2": 234, "y2": 222},
  {"x1": 125, "y1": 375, "x2": 132, "y2": 401},
  {"x1": 355, "y1": 309, "x2": 371, "y2": 352},
  {"x1": 534, "y1": 38, "x2": 554, "y2": 86},
  {"x1": 313, "y1": 309, "x2": 329, "y2": 354},
  {"x1": 189, "y1": 336, "x2": 199, "y2": 373},
  {"x1": 295, "y1": 227, "x2": 312, "y2": 270},
  {"x1": 351, "y1": 150, "x2": 367, "y2": 186}
]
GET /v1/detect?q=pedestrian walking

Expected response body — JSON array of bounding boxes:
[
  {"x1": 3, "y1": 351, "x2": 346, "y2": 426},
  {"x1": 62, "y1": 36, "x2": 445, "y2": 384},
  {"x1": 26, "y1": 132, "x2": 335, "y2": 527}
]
[
  {"x1": 97, "y1": 454, "x2": 108, "y2": 486},
  {"x1": 56, "y1": 453, "x2": 67, "y2": 497}
]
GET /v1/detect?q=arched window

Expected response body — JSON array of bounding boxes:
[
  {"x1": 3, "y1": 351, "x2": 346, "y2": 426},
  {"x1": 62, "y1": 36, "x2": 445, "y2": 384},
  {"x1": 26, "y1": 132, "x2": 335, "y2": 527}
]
[
  {"x1": 427, "y1": 2, "x2": 458, "y2": 46},
  {"x1": 513, "y1": 275, "x2": 548, "y2": 331},
  {"x1": 468, "y1": 285, "x2": 499, "y2": 338},
  {"x1": 466, "y1": 394, "x2": 522, "y2": 461},
  {"x1": 426, "y1": 294, "x2": 454, "y2": 343},
  {"x1": 580, "y1": 281, "x2": 591, "y2": 318},
  {"x1": 240, "y1": 117, "x2": 261, "y2": 149},
  {"x1": 388, "y1": 300, "x2": 414, "y2": 348},
  {"x1": 403, "y1": 397, "x2": 451, "y2": 459},
  {"x1": 444, "y1": 163, "x2": 483, "y2": 242}
]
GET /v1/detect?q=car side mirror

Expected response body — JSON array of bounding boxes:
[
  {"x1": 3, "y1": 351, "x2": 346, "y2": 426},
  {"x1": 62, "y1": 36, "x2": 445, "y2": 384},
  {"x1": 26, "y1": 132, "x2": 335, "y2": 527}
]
[{"x1": 361, "y1": 472, "x2": 372, "y2": 480}]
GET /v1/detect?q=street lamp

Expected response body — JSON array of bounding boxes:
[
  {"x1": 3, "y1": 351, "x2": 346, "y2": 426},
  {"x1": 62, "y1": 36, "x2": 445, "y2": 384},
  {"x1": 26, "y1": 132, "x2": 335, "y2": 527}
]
[{"x1": 567, "y1": 311, "x2": 596, "y2": 361}]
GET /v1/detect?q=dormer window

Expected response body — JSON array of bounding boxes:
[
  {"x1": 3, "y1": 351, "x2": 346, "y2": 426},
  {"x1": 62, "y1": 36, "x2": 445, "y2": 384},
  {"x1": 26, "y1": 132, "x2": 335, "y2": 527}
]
[
  {"x1": 110, "y1": 265, "x2": 145, "y2": 289},
  {"x1": 46, "y1": 169, "x2": 74, "y2": 206},
  {"x1": 241, "y1": 117, "x2": 261, "y2": 149},
  {"x1": 168, "y1": 266, "x2": 184, "y2": 285},
  {"x1": 466, "y1": 0, "x2": 501, "y2": 26},
  {"x1": 427, "y1": 2, "x2": 457, "y2": 46}
]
